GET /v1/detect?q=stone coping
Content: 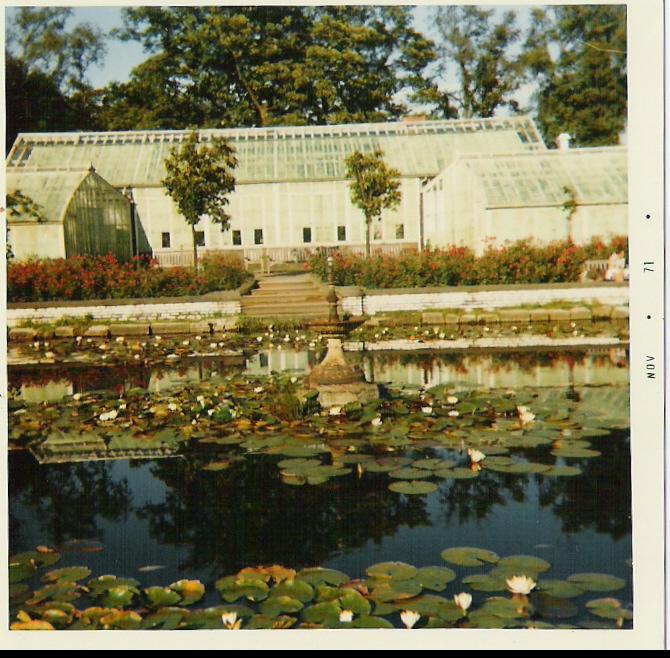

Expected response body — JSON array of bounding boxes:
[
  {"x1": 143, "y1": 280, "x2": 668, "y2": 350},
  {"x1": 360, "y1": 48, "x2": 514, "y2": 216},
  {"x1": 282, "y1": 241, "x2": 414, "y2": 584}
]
[
  {"x1": 335, "y1": 280, "x2": 628, "y2": 298},
  {"x1": 7, "y1": 277, "x2": 256, "y2": 310}
]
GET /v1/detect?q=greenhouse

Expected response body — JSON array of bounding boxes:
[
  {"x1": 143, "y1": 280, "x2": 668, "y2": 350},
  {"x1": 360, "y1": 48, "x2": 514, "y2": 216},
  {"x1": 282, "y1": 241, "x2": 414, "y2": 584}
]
[
  {"x1": 6, "y1": 116, "x2": 547, "y2": 265},
  {"x1": 422, "y1": 147, "x2": 628, "y2": 254},
  {"x1": 6, "y1": 166, "x2": 134, "y2": 261}
]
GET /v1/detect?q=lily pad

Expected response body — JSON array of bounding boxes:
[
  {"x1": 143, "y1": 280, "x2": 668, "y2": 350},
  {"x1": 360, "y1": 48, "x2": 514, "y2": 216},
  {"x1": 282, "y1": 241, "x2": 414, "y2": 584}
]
[
  {"x1": 497, "y1": 555, "x2": 551, "y2": 574},
  {"x1": 42, "y1": 566, "x2": 92, "y2": 583},
  {"x1": 536, "y1": 579, "x2": 585, "y2": 599},
  {"x1": 370, "y1": 579, "x2": 423, "y2": 602},
  {"x1": 246, "y1": 614, "x2": 297, "y2": 629},
  {"x1": 566, "y1": 573, "x2": 626, "y2": 592},
  {"x1": 414, "y1": 566, "x2": 457, "y2": 591},
  {"x1": 388, "y1": 467, "x2": 433, "y2": 480},
  {"x1": 170, "y1": 579, "x2": 205, "y2": 605},
  {"x1": 441, "y1": 547, "x2": 500, "y2": 567},
  {"x1": 550, "y1": 447, "x2": 601, "y2": 459},
  {"x1": 259, "y1": 595, "x2": 304, "y2": 617},
  {"x1": 296, "y1": 567, "x2": 350, "y2": 587},
  {"x1": 352, "y1": 615, "x2": 394, "y2": 629},
  {"x1": 543, "y1": 465, "x2": 582, "y2": 477},
  {"x1": 388, "y1": 480, "x2": 438, "y2": 495},
  {"x1": 215, "y1": 574, "x2": 270, "y2": 602},
  {"x1": 531, "y1": 592, "x2": 579, "y2": 619},
  {"x1": 367, "y1": 561, "x2": 418, "y2": 580},
  {"x1": 586, "y1": 597, "x2": 633, "y2": 621},
  {"x1": 434, "y1": 467, "x2": 480, "y2": 480},
  {"x1": 271, "y1": 579, "x2": 314, "y2": 603},
  {"x1": 461, "y1": 574, "x2": 507, "y2": 592},
  {"x1": 144, "y1": 586, "x2": 182, "y2": 608},
  {"x1": 480, "y1": 596, "x2": 527, "y2": 619}
]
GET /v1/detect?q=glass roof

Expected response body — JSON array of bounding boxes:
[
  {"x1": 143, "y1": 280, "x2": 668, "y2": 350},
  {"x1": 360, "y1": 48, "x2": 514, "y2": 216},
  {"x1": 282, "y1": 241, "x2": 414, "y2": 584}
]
[
  {"x1": 7, "y1": 116, "x2": 545, "y2": 187},
  {"x1": 6, "y1": 169, "x2": 90, "y2": 223},
  {"x1": 428, "y1": 147, "x2": 627, "y2": 207}
]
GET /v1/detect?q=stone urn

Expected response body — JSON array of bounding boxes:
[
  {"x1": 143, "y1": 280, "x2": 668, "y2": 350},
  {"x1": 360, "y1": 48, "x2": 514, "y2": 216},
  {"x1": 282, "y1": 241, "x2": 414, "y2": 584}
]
[{"x1": 306, "y1": 338, "x2": 379, "y2": 408}]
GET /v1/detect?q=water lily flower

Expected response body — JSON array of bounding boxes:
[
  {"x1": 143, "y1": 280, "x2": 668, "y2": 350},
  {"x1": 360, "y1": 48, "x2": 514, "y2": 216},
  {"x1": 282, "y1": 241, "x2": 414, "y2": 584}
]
[
  {"x1": 329, "y1": 406, "x2": 342, "y2": 416},
  {"x1": 154, "y1": 336, "x2": 162, "y2": 342},
  {"x1": 194, "y1": 335, "x2": 202, "y2": 341},
  {"x1": 116, "y1": 337, "x2": 124, "y2": 343},
  {"x1": 182, "y1": 340, "x2": 190, "y2": 346},
  {"x1": 99, "y1": 409, "x2": 118, "y2": 422},
  {"x1": 339, "y1": 610, "x2": 354, "y2": 623},
  {"x1": 255, "y1": 336, "x2": 263, "y2": 342},
  {"x1": 371, "y1": 417, "x2": 382, "y2": 427},
  {"x1": 44, "y1": 352, "x2": 55, "y2": 359},
  {"x1": 453, "y1": 592, "x2": 472, "y2": 612},
  {"x1": 290, "y1": 376, "x2": 298, "y2": 384},
  {"x1": 134, "y1": 354, "x2": 140, "y2": 360},
  {"x1": 506, "y1": 575, "x2": 536, "y2": 596},
  {"x1": 221, "y1": 611, "x2": 241, "y2": 630},
  {"x1": 517, "y1": 406, "x2": 536, "y2": 425},
  {"x1": 44, "y1": 341, "x2": 50, "y2": 348},
  {"x1": 422, "y1": 406, "x2": 433, "y2": 414},
  {"x1": 119, "y1": 403, "x2": 127, "y2": 410},
  {"x1": 197, "y1": 395, "x2": 206, "y2": 407},
  {"x1": 207, "y1": 409, "x2": 214, "y2": 416},
  {"x1": 101, "y1": 355, "x2": 107, "y2": 360},
  {"x1": 254, "y1": 386, "x2": 264, "y2": 394},
  {"x1": 447, "y1": 395, "x2": 459, "y2": 404},
  {"x1": 467, "y1": 448, "x2": 485, "y2": 464},
  {"x1": 284, "y1": 335, "x2": 290, "y2": 342},
  {"x1": 168, "y1": 403, "x2": 178, "y2": 412},
  {"x1": 73, "y1": 393, "x2": 82, "y2": 401},
  {"x1": 210, "y1": 343, "x2": 218, "y2": 349},
  {"x1": 448, "y1": 410, "x2": 459, "y2": 417},
  {"x1": 32, "y1": 341, "x2": 40, "y2": 349},
  {"x1": 400, "y1": 610, "x2": 420, "y2": 629}
]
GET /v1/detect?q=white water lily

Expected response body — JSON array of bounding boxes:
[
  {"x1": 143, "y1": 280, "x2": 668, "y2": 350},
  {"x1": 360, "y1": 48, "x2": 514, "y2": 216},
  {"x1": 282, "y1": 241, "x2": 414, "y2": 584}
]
[
  {"x1": 116, "y1": 337, "x2": 124, "y2": 343},
  {"x1": 154, "y1": 336, "x2": 162, "y2": 342},
  {"x1": 447, "y1": 395, "x2": 459, "y2": 404},
  {"x1": 254, "y1": 386, "x2": 264, "y2": 394},
  {"x1": 422, "y1": 406, "x2": 433, "y2": 414},
  {"x1": 197, "y1": 395, "x2": 206, "y2": 407},
  {"x1": 182, "y1": 340, "x2": 190, "y2": 346},
  {"x1": 99, "y1": 409, "x2": 118, "y2": 422},
  {"x1": 221, "y1": 611, "x2": 241, "y2": 630},
  {"x1": 506, "y1": 575, "x2": 536, "y2": 596},
  {"x1": 284, "y1": 335, "x2": 290, "y2": 342},
  {"x1": 73, "y1": 393, "x2": 82, "y2": 401},
  {"x1": 448, "y1": 410, "x2": 459, "y2": 417},
  {"x1": 400, "y1": 610, "x2": 420, "y2": 629},
  {"x1": 210, "y1": 343, "x2": 218, "y2": 349},
  {"x1": 134, "y1": 354, "x2": 140, "y2": 360},
  {"x1": 118, "y1": 403, "x2": 127, "y2": 411},
  {"x1": 453, "y1": 592, "x2": 472, "y2": 612},
  {"x1": 467, "y1": 448, "x2": 486, "y2": 464},
  {"x1": 371, "y1": 417, "x2": 382, "y2": 427},
  {"x1": 329, "y1": 406, "x2": 342, "y2": 416},
  {"x1": 207, "y1": 409, "x2": 214, "y2": 416},
  {"x1": 44, "y1": 352, "x2": 55, "y2": 359},
  {"x1": 290, "y1": 376, "x2": 298, "y2": 384},
  {"x1": 168, "y1": 403, "x2": 178, "y2": 412},
  {"x1": 339, "y1": 610, "x2": 354, "y2": 623},
  {"x1": 517, "y1": 406, "x2": 536, "y2": 425},
  {"x1": 256, "y1": 336, "x2": 263, "y2": 342}
]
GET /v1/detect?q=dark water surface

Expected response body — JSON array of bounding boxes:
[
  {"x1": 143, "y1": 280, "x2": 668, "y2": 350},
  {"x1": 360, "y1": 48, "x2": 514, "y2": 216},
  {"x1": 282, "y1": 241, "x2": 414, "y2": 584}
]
[{"x1": 8, "y1": 348, "x2": 632, "y2": 621}]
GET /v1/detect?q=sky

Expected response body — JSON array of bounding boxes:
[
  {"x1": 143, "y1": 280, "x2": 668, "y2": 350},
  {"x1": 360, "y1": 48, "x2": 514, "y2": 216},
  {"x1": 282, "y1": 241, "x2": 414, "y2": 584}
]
[{"x1": 5, "y1": 4, "x2": 535, "y2": 112}]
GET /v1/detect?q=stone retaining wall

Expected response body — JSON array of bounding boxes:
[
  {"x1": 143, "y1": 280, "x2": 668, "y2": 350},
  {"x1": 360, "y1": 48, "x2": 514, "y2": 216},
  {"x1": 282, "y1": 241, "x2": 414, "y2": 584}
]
[
  {"x1": 7, "y1": 300, "x2": 241, "y2": 328},
  {"x1": 340, "y1": 284, "x2": 628, "y2": 316}
]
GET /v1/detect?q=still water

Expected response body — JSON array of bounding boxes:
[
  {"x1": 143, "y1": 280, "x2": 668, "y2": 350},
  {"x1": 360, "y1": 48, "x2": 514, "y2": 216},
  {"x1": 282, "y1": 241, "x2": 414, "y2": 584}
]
[{"x1": 8, "y1": 348, "x2": 631, "y2": 620}]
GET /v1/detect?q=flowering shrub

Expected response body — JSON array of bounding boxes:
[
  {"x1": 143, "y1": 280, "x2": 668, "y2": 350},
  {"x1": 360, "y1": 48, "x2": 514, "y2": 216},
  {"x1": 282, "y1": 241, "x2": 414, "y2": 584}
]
[
  {"x1": 308, "y1": 237, "x2": 628, "y2": 288},
  {"x1": 7, "y1": 253, "x2": 250, "y2": 302}
]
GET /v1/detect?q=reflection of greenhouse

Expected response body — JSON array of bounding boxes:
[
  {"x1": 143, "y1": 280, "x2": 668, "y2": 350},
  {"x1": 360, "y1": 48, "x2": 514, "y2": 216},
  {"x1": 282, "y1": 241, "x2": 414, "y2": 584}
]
[{"x1": 6, "y1": 115, "x2": 626, "y2": 263}]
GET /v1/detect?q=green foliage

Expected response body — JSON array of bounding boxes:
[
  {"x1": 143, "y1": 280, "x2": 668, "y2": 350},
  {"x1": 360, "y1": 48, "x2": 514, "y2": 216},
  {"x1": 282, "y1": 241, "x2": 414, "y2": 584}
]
[
  {"x1": 344, "y1": 150, "x2": 402, "y2": 257},
  {"x1": 162, "y1": 131, "x2": 237, "y2": 273},
  {"x1": 521, "y1": 6, "x2": 627, "y2": 147},
  {"x1": 102, "y1": 6, "x2": 436, "y2": 130},
  {"x1": 422, "y1": 6, "x2": 522, "y2": 118}
]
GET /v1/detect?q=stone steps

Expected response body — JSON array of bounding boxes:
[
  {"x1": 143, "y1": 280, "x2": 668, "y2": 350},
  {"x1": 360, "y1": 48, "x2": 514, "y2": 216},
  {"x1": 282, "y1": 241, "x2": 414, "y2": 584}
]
[{"x1": 240, "y1": 274, "x2": 335, "y2": 319}]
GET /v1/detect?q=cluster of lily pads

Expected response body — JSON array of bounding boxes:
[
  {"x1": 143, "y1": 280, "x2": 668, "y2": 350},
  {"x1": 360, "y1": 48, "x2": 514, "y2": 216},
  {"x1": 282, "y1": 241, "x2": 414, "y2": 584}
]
[
  {"x1": 349, "y1": 319, "x2": 629, "y2": 345},
  {"x1": 9, "y1": 544, "x2": 632, "y2": 630},
  {"x1": 8, "y1": 372, "x2": 627, "y2": 493}
]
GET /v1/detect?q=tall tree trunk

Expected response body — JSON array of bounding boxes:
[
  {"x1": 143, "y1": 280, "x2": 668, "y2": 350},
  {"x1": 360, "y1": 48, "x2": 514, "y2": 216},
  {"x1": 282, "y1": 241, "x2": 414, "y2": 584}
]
[
  {"x1": 231, "y1": 55, "x2": 267, "y2": 127},
  {"x1": 192, "y1": 224, "x2": 199, "y2": 275},
  {"x1": 365, "y1": 216, "x2": 371, "y2": 258}
]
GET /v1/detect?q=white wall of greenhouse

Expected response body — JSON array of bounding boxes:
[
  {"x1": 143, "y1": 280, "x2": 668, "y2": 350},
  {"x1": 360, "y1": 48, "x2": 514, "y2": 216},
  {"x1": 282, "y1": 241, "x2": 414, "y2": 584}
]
[
  {"x1": 9, "y1": 223, "x2": 65, "y2": 259},
  {"x1": 423, "y1": 147, "x2": 627, "y2": 254}
]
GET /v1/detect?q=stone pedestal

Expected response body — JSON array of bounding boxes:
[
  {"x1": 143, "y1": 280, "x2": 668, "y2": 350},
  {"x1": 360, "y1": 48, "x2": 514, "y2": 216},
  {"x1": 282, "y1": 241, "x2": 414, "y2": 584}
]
[{"x1": 307, "y1": 338, "x2": 379, "y2": 408}]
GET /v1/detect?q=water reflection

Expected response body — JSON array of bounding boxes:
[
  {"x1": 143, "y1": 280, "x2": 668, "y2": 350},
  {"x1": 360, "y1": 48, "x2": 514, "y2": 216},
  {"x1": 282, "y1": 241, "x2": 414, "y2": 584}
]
[{"x1": 9, "y1": 348, "x2": 628, "y2": 403}]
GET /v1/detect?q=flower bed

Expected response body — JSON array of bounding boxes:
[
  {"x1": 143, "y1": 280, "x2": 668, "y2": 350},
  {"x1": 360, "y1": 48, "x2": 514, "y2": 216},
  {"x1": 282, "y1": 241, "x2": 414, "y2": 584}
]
[
  {"x1": 7, "y1": 254, "x2": 251, "y2": 303},
  {"x1": 308, "y1": 237, "x2": 628, "y2": 288}
]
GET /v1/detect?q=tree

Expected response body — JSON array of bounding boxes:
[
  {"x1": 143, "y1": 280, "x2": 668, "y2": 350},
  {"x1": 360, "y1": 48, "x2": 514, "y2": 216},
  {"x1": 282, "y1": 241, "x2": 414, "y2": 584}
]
[
  {"x1": 344, "y1": 150, "x2": 401, "y2": 258},
  {"x1": 418, "y1": 6, "x2": 522, "y2": 119},
  {"x1": 520, "y1": 6, "x2": 627, "y2": 147},
  {"x1": 6, "y1": 7, "x2": 107, "y2": 93},
  {"x1": 102, "y1": 6, "x2": 436, "y2": 130},
  {"x1": 5, "y1": 190, "x2": 46, "y2": 260},
  {"x1": 162, "y1": 132, "x2": 237, "y2": 274}
]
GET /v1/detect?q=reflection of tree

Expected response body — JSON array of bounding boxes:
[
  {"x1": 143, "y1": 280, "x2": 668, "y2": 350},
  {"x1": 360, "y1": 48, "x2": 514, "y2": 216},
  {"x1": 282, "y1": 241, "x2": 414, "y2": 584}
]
[
  {"x1": 137, "y1": 455, "x2": 430, "y2": 576},
  {"x1": 439, "y1": 471, "x2": 529, "y2": 523},
  {"x1": 437, "y1": 434, "x2": 631, "y2": 542},
  {"x1": 9, "y1": 452, "x2": 133, "y2": 547},
  {"x1": 537, "y1": 431, "x2": 631, "y2": 540}
]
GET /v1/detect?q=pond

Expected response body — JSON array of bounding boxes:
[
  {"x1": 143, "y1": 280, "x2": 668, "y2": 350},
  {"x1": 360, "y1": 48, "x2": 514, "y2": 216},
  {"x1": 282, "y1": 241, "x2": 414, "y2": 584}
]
[{"x1": 8, "y1": 348, "x2": 631, "y2": 630}]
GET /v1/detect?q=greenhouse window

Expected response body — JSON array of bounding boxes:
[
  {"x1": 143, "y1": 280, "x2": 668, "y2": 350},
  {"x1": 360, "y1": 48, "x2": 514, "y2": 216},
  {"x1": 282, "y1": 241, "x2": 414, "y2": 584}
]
[
  {"x1": 395, "y1": 224, "x2": 405, "y2": 240},
  {"x1": 303, "y1": 227, "x2": 312, "y2": 243},
  {"x1": 337, "y1": 226, "x2": 346, "y2": 241},
  {"x1": 195, "y1": 231, "x2": 205, "y2": 247},
  {"x1": 161, "y1": 232, "x2": 171, "y2": 248},
  {"x1": 232, "y1": 230, "x2": 242, "y2": 246},
  {"x1": 254, "y1": 229, "x2": 264, "y2": 245},
  {"x1": 373, "y1": 225, "x2": 382, "y2": 241}
]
